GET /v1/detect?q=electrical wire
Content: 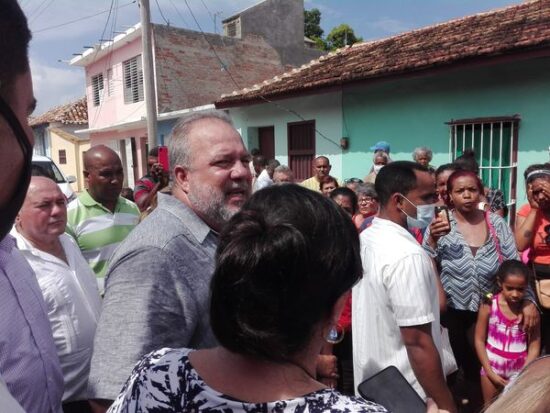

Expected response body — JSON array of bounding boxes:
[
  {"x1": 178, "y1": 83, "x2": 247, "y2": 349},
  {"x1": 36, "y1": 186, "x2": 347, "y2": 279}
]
[
  {"x1": 154, "y1": 0, "x2": 170, "y2": 25},
  {"x1": 166, "y1": 0, "x2": 190, "y2": 28},
  {"x1": 29, "y1": 0, "x2": 55, "y2": 24},
  {"x1": 34, "y1": 1, "x2": 136, "y2": 34},
  {"x1": 181, "y1": 0, "x2": 340, "y2": 148}
]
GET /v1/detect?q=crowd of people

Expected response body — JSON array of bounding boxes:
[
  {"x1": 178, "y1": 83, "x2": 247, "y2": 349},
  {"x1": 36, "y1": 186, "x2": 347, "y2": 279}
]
[{"x1": 1, "y1": 1, "x2": 550, "y2": 413}]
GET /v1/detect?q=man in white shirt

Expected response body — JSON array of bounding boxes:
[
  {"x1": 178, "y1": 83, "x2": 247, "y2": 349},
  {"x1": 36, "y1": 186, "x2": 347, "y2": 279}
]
[
  {"x1": 352, "y1": 161, "x2": 456, "y2": 412},
  {"x1": 253, "y1": 155, "x2": 272, "y2": 191},
  {"x1": 12, "y1": 176, "x2": 102, "y2": 413}
]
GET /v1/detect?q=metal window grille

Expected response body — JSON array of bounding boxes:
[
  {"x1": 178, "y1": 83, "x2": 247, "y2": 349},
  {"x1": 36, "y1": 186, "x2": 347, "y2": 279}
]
[
  {"x1": 107, "y1": 68, "x2": 114, "y2": 96},
  {"x1": 123, "y1": 55, "x2": 144, "y2": 104},
  {"x1": 447, "y1": 116, "x2": 519, "y2": 223},
  {"x1": 91, "y1": 73, "x2": 104, "y2": 107},
  {"x1": 58, "y1": 149, "x2": 67, "y2": 165}
]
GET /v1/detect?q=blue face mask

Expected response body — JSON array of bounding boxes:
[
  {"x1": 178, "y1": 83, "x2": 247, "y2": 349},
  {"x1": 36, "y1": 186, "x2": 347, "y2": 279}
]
[{"x1": 398, "y1": 194, "x2": 435, "y2": 229}]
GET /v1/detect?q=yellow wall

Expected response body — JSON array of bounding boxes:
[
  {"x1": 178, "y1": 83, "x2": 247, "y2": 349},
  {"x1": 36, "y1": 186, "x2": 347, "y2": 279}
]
[{"x1": 49, "y1": 129, "x2": 90, "y2": 193}]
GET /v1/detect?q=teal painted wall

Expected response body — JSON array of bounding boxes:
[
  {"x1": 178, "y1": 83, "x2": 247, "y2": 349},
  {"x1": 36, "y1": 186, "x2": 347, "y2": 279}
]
[
  {"x1": 229, "y1": 92, "x2": 344, "y2": 178},
  {"x1": 342, "y1": 57, "x2": 550, "y2": 206}
]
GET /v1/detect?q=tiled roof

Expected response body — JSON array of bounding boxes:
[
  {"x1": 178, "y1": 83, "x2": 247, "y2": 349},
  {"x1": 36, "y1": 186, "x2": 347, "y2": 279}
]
[
  {"x1": 216, "y1": 0, "x2": 550, "y2": 107},
  {"x1": 29, "y1": 97, "x2": 88, "y2": 127}
]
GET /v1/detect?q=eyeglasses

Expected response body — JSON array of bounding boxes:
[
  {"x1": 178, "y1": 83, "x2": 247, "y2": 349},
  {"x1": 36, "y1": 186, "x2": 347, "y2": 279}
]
[
  {"x1": 359, "y1": 197, "x2": 377, "y2": 204},
  {"x1": 344, "y1": 178, "x2": 363, "y2": 184}
]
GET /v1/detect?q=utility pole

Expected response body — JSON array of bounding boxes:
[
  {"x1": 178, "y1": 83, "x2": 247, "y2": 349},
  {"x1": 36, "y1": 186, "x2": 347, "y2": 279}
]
[{"x1": 140, "y1": 0, "x2": 158, "y2": 149}]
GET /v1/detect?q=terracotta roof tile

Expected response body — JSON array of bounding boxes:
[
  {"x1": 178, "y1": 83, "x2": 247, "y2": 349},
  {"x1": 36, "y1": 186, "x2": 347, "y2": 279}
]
[
  {"x1": 29, "y1": 97, "x2": 88, "y2": 127},
  {"x1": 217, "y1": 0, "x2": 550, "y2": 107}
]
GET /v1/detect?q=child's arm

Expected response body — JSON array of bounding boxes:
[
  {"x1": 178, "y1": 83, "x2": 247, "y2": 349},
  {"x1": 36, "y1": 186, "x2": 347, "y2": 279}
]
[
  {"x1": 525, "y1": 323, "x2": 541, "y2": 365},
  {"x1": 474, "y1": 302, "x2": 508, "y2": 387}
]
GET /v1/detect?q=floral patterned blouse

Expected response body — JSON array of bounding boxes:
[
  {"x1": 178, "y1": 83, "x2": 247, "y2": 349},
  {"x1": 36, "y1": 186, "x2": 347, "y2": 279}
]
[{"x1": 107, "y1": 348, "x2": 390, "y2": 413}]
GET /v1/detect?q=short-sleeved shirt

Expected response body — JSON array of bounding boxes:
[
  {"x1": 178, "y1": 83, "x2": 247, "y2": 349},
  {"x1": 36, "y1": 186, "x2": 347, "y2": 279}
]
[
  {"x1": 0, "y1": 235, "x2": 63, "y2": 413},
  {"x1": 352, "y1": 217, "x2": 442, "y2": 400},
  {"x1": 517, "y1": 203, "x2": 550, "y2": 265},
  {"x1": 107, "y1": 348, "x2": 389, "y2": 413},
  {"x1": 88, "y1": 193, "x2": 219, "y2": 402},
  {"x1": 66, "y1": 191, "x2": 140, "y2": 290}
]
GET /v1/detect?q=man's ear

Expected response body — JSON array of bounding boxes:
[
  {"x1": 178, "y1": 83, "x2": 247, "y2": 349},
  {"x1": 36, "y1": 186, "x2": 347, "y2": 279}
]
[
  {"x1": 392, "y1": 192, "x2": 403, "y2": 208},
  {"x1": 174, "y1": 165, "x2": 190, "y2": 193}
]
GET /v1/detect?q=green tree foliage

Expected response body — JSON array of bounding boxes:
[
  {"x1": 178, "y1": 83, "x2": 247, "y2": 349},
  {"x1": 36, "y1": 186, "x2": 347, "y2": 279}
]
[
  {"x1": 326, "y1": 24, "x2": 363, "y2": 50},
  {"x1": 304, "y1": 8, "x2": 324, "y2": 39}
]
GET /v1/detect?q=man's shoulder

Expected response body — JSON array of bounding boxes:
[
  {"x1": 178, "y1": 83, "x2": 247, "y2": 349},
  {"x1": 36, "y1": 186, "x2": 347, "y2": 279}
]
[
  {"x1": 116, "y1": 197, "x2": 140, "y2": 215},
  {"x1": 299, "y1": 176, "x2": 319, "y2": 190},
  {"x1": 362, "y1": 219, "x2": 428, "y2": 262}
]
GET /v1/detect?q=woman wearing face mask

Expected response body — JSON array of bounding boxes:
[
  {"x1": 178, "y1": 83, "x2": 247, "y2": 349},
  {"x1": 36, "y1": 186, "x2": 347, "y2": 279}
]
[
  {"x1": 364, "y1": 151, "x2": 389, "y2": 184},
  {"x1": 423, "y1": 170, "x2": 537, "y2": 412}
]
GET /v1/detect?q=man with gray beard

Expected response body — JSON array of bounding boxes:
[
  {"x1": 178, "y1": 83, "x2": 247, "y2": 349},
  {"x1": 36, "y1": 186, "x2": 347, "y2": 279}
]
[{"x1": 87, "y1": 110, "x2": 252, "y2": 412}]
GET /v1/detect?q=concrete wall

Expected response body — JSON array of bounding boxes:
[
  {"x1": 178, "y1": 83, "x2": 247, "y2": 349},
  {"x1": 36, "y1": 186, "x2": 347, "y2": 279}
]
[
  {"x1": 342, "y1": 57, "x2": 550, "y2": 206},
  {"x1": 49, "y1": 130, "x2": 90, "y2": 193},
  {"x1": 237, "y1": 0, "x2": 323, "y2": 66},
  {"x1": 228, "y1": 91, "x2": 344, "y2": 179},
  {"x1": 85, "y1": 37, "x2": 146, "y2": 130}
]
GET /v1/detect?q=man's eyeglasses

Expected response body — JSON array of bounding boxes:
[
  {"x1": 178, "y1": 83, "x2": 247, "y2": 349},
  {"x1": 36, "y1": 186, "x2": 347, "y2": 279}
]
[{"x1": 344, "y1": 178, "x2": 363, "y2": 184}]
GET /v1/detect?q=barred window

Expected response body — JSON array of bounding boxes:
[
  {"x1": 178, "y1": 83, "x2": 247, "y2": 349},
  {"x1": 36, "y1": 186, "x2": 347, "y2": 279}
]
[
  {"x1": 447, "y1": 116, "x2": 519, "y2": 222},
  {"x1": 91, "y1": 73, "x2": 104, "y2": 106},
  {"x1": 123, "y1": 55, "x2": 144, "y2": 104}
]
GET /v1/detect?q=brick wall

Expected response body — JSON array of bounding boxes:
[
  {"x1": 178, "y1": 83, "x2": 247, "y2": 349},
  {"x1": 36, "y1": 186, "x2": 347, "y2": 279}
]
[{"x1": 153, "y1": 25, "x2": 286, "y2": 113}]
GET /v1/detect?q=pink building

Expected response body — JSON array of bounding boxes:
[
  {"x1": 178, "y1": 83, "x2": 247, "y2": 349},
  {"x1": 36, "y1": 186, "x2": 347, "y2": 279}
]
[{"x1": 70, "y1": 0, "x2": 322, "y2": 187}]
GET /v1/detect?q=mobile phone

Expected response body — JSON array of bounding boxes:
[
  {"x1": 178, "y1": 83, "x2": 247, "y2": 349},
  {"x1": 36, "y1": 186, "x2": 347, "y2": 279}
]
[
  {"x1": 358, "y1": 366, "x2": 426, "y2": 413},
  {"x1": 158, "y1": 146, "x2": 169, "y2": 172},
  {"x1": 434, "y1": 205, "x2": 450, "y2": 225}
]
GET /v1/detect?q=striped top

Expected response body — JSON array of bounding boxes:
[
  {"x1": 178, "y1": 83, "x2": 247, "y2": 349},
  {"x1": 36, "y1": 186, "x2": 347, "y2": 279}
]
[
  {"x1": 66, "y1": 191, "x2": 139, "y2": 286},
  {"x1": 423, "y1": 212, "x2": 519, "y2": 312}
]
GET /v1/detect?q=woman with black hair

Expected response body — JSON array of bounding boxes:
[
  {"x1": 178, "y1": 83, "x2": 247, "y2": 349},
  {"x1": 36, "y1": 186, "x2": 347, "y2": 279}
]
[{"x1": 107, "y1": 185, "x2": 388, "y2": 413}]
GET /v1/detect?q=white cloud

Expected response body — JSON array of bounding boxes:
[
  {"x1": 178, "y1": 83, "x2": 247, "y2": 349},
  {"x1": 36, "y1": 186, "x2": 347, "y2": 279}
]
[
  {"x1": 30, "y1": 57, "x2": 85, "y2": 115},
  {"x1": 366, "y1": 17, "x2": 411, "y2": 35}
]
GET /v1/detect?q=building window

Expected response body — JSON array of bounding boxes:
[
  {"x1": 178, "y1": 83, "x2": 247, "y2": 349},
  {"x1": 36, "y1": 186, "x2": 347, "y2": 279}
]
[
  {"x1": 107, "y1": 68, "x2": 114, "y2": 96},
  {"x1": 58, "y1": 149, "x2": 67, "y2": 165},
  {"x1": 123, "y1": 55, "x2": 144, "y2": 104},
  {"x1": 91, "y1": 73, "x2": 104, "y2": 106},
  {"x1": 288, "y1": 120, "x2": 315, "y2": 182},
  {"x1": 447, "y1": 116, "x2": 519, "y2": 221},
  {"x1": 223, "y1": 17, "x2": 240, "y2": 38}
]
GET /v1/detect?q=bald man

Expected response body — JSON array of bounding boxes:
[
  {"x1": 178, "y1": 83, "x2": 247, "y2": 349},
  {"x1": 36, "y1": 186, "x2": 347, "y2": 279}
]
[
  {"x1": 300, "y1": 156, "x2": 341, "y2": 192},
  {"x1": 12, "y1": 176, "x2": 101, "y2": 412},
  {"x1": 66, "y1": 145, "x2": 139, "y2": 293}
]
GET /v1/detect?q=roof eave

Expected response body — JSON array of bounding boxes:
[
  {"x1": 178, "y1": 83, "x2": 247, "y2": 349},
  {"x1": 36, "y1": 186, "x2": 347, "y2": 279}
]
[{"x1": 216, "y1": 46, "x2": 550, "y2": 109}]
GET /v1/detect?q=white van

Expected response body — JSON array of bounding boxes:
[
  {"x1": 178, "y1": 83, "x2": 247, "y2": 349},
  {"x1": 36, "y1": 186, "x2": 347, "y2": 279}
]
[{"x1": 31, "y1": 155, "x2": 77, "y2": 202}]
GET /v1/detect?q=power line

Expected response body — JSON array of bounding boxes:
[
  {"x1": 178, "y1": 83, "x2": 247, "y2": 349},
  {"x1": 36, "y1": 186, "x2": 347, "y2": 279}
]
[
  {"x1": 34, "y1": 1, "x2": 136, "y2": 34},
  {"x1": 154, "y1": 0, "x2": 170, "y2": 25},
  {"x1": 180, "y1": 0, "x2": 340, "y2": 148},
  {"x1": 166, "y1": 0, "x2": 190, "y2": 28},
  {"x1": 29, "y1": 0, "x2": 55, "y2": 24}
]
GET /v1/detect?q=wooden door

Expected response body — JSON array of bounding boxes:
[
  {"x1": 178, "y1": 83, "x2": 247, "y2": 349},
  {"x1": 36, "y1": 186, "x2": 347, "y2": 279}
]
[
  {"x1": 288, "y1": 120, "x2": 315, "y2": 182},
  {"x1": 258, "y1": 126, "x2": 275, "y2": 160}
]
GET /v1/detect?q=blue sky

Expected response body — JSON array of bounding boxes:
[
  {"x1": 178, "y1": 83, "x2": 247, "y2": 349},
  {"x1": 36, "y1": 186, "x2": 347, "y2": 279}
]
[{"x1": 21, "y1": 0, "x2": 520, "y2": 115}]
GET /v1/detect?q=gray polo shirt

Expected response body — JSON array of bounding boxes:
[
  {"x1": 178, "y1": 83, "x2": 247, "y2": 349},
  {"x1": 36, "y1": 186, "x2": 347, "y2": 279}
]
[{"x1": 87, "y1": 193, "x2": 218, "y2": 401}]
